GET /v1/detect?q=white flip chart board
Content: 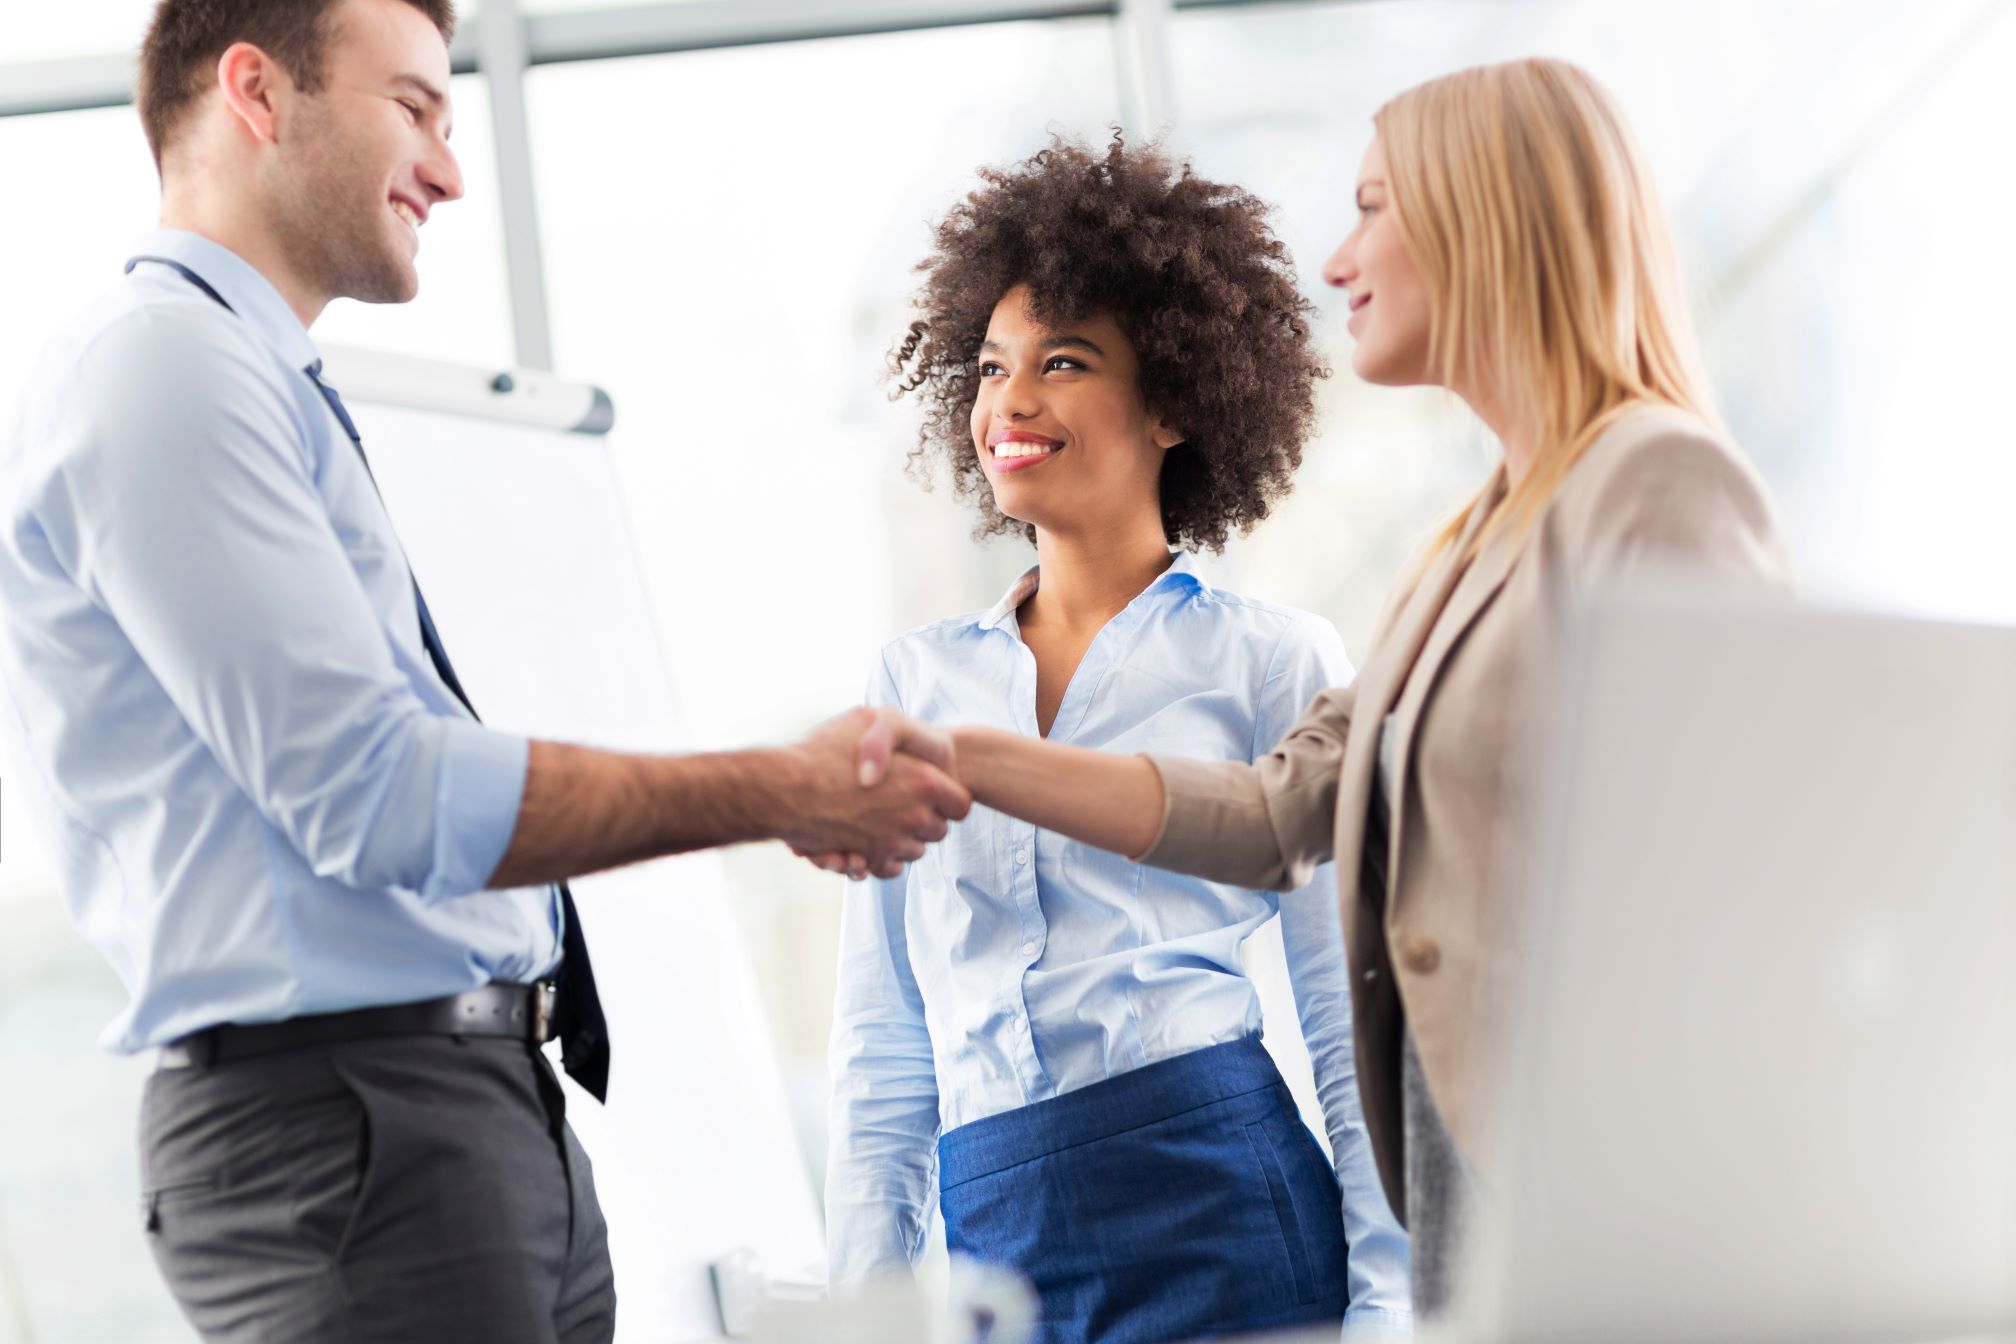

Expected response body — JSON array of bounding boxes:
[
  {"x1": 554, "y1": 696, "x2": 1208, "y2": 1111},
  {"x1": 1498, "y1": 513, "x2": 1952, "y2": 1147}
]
[{"x1": 348, "y1": 393, "x2": 823, "y2": 1342}]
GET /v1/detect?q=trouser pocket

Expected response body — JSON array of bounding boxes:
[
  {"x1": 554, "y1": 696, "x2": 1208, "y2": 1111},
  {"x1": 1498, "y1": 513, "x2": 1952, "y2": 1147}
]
[
  {"x1": 138, "y1": 1054, "x2": 370, "y2": 1341},
  {"x1": 140, "y1": 1174, "x2": 218, "y2": 1232},
  {"x1": 281, "y1": 1081, "x2": 372, "y2": 1257}
]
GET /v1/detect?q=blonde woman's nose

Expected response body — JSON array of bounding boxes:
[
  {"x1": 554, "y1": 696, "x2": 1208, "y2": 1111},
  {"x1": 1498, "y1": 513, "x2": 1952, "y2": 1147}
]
[{"x1": 1321, "y1": 237, "x2": 1356, "y2": 289}]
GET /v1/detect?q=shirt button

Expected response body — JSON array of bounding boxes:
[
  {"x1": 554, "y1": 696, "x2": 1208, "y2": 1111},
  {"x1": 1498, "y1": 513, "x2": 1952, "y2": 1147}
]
[
  {"x1": 1014, "y1": 849, "x2": 1029, "y2": 865},
  {"x1": 1016, "y1": 1017, "x2": 1029, "y2": 1033},
  {"x1": 1021, "y1": 941, "x2": 1037, "y2": 956},
  {"x1": 1402, "y1": 938, "x2": 1441, "y2": 975}
]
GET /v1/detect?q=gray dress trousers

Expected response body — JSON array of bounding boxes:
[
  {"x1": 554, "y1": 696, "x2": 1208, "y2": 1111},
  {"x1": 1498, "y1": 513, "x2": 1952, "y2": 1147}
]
[{"x1": 139, "y1": 1034, "x2": 615, "y2": 1343}]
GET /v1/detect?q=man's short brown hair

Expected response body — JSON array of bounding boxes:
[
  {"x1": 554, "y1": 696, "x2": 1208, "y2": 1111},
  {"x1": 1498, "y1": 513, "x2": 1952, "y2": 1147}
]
[{"x1": 137, "y1": 0, "x2": 457, "y2": 167}]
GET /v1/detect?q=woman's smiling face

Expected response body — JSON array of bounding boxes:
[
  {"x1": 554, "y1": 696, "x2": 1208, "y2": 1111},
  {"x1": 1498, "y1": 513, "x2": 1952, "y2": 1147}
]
[
  {"x1": 969, "y1": 284, "x2": 1182, "y2": 538},
  {"x1": 1323, "y1": 135, "x2": 1434, "y2": 387}
]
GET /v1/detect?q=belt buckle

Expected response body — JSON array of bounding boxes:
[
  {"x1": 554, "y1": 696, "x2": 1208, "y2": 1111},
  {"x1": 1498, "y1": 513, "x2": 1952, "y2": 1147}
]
[
  {"x1": 533, "y1": 981, "x2": 557, "y2": 1044},
  {"x1": 158, "y1": 1030, "x2": 217, "y2": 1070}
]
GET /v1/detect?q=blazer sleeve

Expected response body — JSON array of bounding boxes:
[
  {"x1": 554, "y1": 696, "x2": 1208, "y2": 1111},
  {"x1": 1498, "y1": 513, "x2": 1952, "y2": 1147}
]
[{"x1": 1138, "y1": 675, "x2": 1354, "y2": 894}]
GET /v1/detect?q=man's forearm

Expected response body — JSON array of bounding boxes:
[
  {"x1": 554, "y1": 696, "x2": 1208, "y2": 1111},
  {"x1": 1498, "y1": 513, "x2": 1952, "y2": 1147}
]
[
  {"x1": 489, "y1": 739, "x2": 795, "y2": 889},
  {"x1": 950, "y1": 727, "x2": 1165, "y2": 860}
]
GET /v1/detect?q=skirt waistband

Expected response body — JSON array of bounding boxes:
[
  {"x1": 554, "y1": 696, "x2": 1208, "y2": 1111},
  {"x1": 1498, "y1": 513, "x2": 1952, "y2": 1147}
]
[{"x1": 938, "y1": 1035, "x2": 1282, "y2": 1188}]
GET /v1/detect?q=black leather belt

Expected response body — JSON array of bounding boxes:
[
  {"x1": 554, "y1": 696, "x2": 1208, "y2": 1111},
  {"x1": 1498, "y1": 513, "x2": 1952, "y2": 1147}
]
[{"x1": 156, "y1": 981, "x2": 557, "y2": 1070}]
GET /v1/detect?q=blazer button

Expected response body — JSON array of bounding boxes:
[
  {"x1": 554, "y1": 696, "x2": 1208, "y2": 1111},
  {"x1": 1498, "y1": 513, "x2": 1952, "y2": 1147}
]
[{"x1": 1402, "y1": 938, "x2": 1441, "y2": 974}]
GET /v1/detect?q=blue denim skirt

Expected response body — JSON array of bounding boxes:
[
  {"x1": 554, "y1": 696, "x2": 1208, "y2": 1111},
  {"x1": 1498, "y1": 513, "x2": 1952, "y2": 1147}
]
[{"x1": 937, "y1": 1036, "x2": 1349, "y2": 1344}]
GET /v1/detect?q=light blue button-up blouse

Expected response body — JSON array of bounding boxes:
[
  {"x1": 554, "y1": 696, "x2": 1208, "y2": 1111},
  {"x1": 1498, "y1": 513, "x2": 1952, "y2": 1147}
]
[{"x1": 826, "y1": 553, "x2": 1410, "y2": 1332}]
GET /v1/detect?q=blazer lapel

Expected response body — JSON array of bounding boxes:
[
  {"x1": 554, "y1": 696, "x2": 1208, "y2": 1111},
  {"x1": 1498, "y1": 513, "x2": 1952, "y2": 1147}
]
[
  {"x1": 1350, "y1": 474, "x2": 1507, "y2": 740},
  {"x1": 1406, "y1": 522, "x2": 1522, "y2": 723},
  {"x1": 1382, "y1": 498, "x2": 1524, "y2": 896}
]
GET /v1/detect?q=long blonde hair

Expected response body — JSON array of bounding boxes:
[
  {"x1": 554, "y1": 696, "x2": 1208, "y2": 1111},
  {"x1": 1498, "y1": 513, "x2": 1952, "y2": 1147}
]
[{"x1": 1376, "y1": 58, "x2": 1719, "y2": 560}]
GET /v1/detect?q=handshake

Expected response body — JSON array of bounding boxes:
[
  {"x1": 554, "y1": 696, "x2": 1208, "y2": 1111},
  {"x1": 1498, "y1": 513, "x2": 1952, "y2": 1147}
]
[
  {"x1": 781, "y1": 707, "x2": 970, "y2": 881},
  {"x1": 757, "y1": 704, "x2": 1155, "y2": 884},
  {"x1": 501, "y1": 700, "x2": 1149, "y2": 889}
]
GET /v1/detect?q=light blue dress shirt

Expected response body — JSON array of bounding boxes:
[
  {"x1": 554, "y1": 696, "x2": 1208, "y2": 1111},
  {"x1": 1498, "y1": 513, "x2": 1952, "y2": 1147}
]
[
  {"x1": 0, "y1": 230, "x2": 557, "y2": 1053},
  {"x1": 826, "y1": 554, "x2": 1411, "y2": 1332}
]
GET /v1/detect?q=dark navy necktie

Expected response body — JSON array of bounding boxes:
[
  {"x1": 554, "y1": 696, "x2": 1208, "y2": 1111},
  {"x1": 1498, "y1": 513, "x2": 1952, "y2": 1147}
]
[{"x1": 129, "y1": 255, "x2": 611, "y2": 1102}]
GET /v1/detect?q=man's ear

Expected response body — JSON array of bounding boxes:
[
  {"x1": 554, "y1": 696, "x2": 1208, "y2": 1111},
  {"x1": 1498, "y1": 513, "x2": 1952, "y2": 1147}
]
[{"x1": 215, "y1": 42, "x2": 290, "y2": 149}]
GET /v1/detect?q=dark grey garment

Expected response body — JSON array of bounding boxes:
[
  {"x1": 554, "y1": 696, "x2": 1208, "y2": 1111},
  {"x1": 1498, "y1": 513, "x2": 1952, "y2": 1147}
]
[
  {"x1": 139, "y1": 1034, "x2": 614, "y2": 1343},
  {"x1": 1402, "y1": 1030, "x2": 1472, "y2": 1317}
]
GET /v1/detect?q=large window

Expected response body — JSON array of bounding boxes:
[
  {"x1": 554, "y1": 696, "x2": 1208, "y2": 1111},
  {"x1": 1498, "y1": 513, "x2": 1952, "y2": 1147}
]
[
  {"x1": 1169, "y1": 0, "x2": 2016, "y2": 642},
  {"x1": 0, "y1": 3, "x2": 157, "y2": 63},
  {"x1": 0, "y1": 105, "x2": 161, "y2": 444}
]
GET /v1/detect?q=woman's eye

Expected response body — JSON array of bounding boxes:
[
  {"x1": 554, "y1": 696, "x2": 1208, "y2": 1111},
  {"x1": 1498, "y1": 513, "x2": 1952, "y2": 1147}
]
[
  {"x1": 978, "y1": 361, "x2": 1005, "y2": 377},
  {"x1": 1045, "y1": 357, "x2": 1083, "y2": 373}
]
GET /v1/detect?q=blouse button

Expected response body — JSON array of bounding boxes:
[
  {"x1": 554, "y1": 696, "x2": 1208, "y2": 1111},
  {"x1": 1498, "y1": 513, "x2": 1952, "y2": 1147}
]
[
  {"x1": 1402, "y1": 938, "x2": 1442, "y2": 975},
  {"x1": 1014, "y1": 848, "x2": 1029, "y2": 865}
]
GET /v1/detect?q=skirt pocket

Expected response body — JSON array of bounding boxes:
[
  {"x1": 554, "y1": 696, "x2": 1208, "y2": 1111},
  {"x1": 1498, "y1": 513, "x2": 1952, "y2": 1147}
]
[{"x1": 1244, "y1": 1117, "x2": 1318, "y2": 1304}]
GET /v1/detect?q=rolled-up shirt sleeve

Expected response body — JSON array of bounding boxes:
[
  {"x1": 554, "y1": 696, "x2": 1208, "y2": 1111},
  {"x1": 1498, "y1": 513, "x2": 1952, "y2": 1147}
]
[{"x1": 36, "y1": 308, "x2": 525, "y2": 900}]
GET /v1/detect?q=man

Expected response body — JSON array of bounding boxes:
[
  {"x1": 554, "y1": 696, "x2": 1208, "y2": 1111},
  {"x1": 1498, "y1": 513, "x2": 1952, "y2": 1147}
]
[{"x1": 0, "y1": 1, "x2": 963, "y2": 1340}]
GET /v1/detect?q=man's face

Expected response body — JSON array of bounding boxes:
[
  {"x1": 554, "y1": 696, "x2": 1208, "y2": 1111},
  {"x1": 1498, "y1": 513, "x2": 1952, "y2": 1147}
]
[{"x1": 269, "y1": 0, "x2": 463, "y2": 305}]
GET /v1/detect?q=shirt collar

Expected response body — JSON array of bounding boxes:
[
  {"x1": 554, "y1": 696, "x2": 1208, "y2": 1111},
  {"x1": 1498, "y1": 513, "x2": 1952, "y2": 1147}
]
[
  {"x1": 127, "y1": 228, "x2": 321, "y2": 373},
  {"x1": 974, "y1": 550, "x2": 1210, "y2": 632}
]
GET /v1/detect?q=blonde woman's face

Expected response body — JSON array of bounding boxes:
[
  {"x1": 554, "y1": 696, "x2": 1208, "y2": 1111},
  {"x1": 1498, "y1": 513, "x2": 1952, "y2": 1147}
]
[{"x1": 1323, "y1": 137, "x2": 1432, "y2": 386}]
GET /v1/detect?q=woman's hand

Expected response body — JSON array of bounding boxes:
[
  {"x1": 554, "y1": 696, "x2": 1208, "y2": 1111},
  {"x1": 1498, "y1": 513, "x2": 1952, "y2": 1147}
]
[
  {"x1": 795, "y1": 716, "x2": 1168, "y2": 880},
  {"x1": 794, "y1": 707, "x2": 958, "y2": 879},
  {"x1": 780, "y1": 708, "x2": 968, "y2": 880}
]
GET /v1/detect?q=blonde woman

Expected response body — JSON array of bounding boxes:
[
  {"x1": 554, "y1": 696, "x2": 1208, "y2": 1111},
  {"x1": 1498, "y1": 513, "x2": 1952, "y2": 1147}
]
[{"x1": 813, "y1": 57, "x2": 1791, "y2": 1312}]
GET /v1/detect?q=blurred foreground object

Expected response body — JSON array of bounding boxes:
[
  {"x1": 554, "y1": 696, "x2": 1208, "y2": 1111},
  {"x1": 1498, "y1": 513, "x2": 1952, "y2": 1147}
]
[
  {"x1": 746, "y1": 1256, "x2": 1035, "y2": 1344},
  {"x1": 1459, "y1": 581, "x2": 2016, "y2": 1344}
]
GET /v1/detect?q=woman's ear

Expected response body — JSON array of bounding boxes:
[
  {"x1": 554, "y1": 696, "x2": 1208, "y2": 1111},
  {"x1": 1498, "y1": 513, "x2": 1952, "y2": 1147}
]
[{"x1": 1150, "y1": 415, "x2": 1185, "y2": 452}]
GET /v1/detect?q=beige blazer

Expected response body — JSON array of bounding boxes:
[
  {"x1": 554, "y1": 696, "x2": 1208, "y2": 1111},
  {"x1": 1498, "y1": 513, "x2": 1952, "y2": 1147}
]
[{"x1": 1141, "y1": 404, "x2": 1792, "y2": 1215}]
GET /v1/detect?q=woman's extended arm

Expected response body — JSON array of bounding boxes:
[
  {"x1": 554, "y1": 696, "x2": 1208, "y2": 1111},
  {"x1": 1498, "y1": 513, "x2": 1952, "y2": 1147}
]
[
  {"x1": 853, "y1": 713, "x2": 1166, "y2": 860},
  {"x1": 847, "y1": 675, "x2": 1355, "y2": 893},
  {"x1": 954, "y1": 725, "x2": 1167, "y2": 859}
]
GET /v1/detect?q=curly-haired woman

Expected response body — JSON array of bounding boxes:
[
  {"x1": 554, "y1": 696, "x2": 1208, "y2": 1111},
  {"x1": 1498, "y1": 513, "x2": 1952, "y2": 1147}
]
[
  {"x1": 832, "y1": 60, "x2": 1794, "y2": 1318},
  {"x1": 822, "y1": 136, "x2": 1411, "y2": 1344}
]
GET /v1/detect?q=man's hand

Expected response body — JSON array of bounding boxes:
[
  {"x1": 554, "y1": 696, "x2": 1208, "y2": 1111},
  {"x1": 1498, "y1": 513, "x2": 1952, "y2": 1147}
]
[
  {"x1": 794, "y1": 718, "x2": 1170, "y2": 882},
  {"x1": 781, "y1": 707, "x2": 969, "y2": 880},
  {"x1": 853, "y1": 706, "x2": 955, "y2": 789}
]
